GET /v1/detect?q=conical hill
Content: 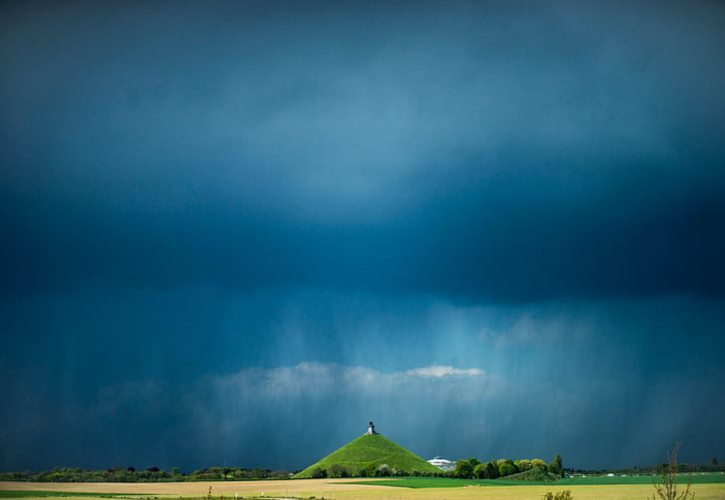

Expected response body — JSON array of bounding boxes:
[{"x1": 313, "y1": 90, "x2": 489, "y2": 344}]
[{"x1": 294, "y1": 433, "x2": 440, "y2": 478}]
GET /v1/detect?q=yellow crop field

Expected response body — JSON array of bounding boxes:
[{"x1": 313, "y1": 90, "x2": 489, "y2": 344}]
[{"x1": 2, "y1": 480, "x2": 725, "y2": 500}]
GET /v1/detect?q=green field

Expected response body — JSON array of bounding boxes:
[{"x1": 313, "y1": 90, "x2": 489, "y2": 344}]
[{"x1": 351, "y1": 473, "x2": 725, "y2": 488}]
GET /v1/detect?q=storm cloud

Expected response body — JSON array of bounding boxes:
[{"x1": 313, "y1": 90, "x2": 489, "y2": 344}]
[{"x1": 1, "y1": 0, "x2": 724, "y2": 472}]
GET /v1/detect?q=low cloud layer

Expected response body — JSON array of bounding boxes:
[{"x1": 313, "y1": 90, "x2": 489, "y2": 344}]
[
  {"x1": 1, "y1": 291, "x2": 723, "y2": 471},
  {"x1": 405, "y1": 365, "x2": 485, "y2": 379},
  {"x1": 213, "y1": 362, "x2": 489, "y2": 398}
]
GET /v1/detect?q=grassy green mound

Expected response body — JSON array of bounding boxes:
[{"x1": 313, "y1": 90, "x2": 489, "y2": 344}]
[{"x1": 293, "y1": 433, "x2": 440, "y2": 478}]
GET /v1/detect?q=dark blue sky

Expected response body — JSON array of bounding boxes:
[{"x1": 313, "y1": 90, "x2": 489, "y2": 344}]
[{"x1": 1, "y1": 0, "x2": 724, "y2": 472}]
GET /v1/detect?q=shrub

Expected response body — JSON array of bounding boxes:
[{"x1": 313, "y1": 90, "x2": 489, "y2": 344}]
[
  {"x1": 649, "y1": 443, "x2": 694, "y2": 500},
  {"x1": 543, "y1": 490, "x2": 573, "y2": 500}
]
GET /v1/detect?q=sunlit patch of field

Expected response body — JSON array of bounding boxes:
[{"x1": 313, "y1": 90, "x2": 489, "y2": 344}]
[{"x1": 2, "y1": 480, "x2": 725, "y2": 500}]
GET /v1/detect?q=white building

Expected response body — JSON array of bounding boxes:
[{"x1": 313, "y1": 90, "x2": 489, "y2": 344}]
[{"x1": 427, "y1": 456, "x2": 455, "y2": 471}]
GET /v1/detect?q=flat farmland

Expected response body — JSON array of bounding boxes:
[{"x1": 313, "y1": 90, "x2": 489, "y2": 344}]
[{"x1": 2, "y1": 479, "x2": 725, "y2": 500}]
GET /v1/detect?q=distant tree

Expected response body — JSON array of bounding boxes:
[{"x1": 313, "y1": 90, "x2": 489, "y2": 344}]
[
  {"x1": 146, "y1": 466, "x2": 160, "y2": 473},
  {"x1": 309, "y1": 467, "x2": 326, "y2": 479},
  {"x1": 496, "y1": 459, "x2": 518, "y2": 477},
  {"x1": 485, "y1": 462, "x2": 500, "y2": 479},
  {"x1": 473, "y1": 463, "x2": 487, "y2": 479},
  {"x1": 498, "y1": 462, "x2": 516, "y2": 477},
  {"x1": 649, "y1": 443, "x2": 694, "y2": 500},
  {"x1": 359, "y1": 464, "x2": 377, "y2": 477},
  {"x1": 515, "y1": 459, "x2": 533, "y2": 472},
  {"x1": 454, "y1": 459, "x2": 475, "y2": 479},
  {"x1": 472, "y1": 462, "x2": 499, "y2": 479},
  {"x1": 549, "y1": 454, "x2": 563, "y2": 477},
  {"x1": 127, "y1": 467, "x2": 135, "y2": 473},
  {"x1": 713, "y1": 457, "x2": 719, "y2": 466},
  {"x1": 531, "y1": 459, "x2": 547, "y2": 471},
  {"x1": 171, "y1": 467, "x2": 180, "y2": 477}
]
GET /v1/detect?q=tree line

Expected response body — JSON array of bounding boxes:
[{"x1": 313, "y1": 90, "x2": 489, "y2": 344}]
[
  {"x1": 305, "y1": 455, "x2": 563, "y2": 480},
  {"x1": 0, "y1": 467, "x2": 291, "y2": 482},
  {"x1": 307, "y1": 463, "x2": 431, "y2": 478},
  {"x1": 2, "y1": 455, "x2": 721, "y2": 482},
  {"x1": 452, "y1": 454, "x2": 563, "y2": 479},
  {"x1": 570, "y1": 457, "x2": 724, "y2": 476}
]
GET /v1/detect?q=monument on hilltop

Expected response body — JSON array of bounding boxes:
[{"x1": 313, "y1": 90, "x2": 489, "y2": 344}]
[{"x1": 366, "y1": 421, "x2": 376, "y2": 435}]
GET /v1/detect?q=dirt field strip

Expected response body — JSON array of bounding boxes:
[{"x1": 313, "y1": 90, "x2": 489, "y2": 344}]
[
  {"x1": 0, "y1": 480, "x2": 392, "y2": 497},
  {"x1": 2, "y1": 480, "x2": 725, "y2": 500}
]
